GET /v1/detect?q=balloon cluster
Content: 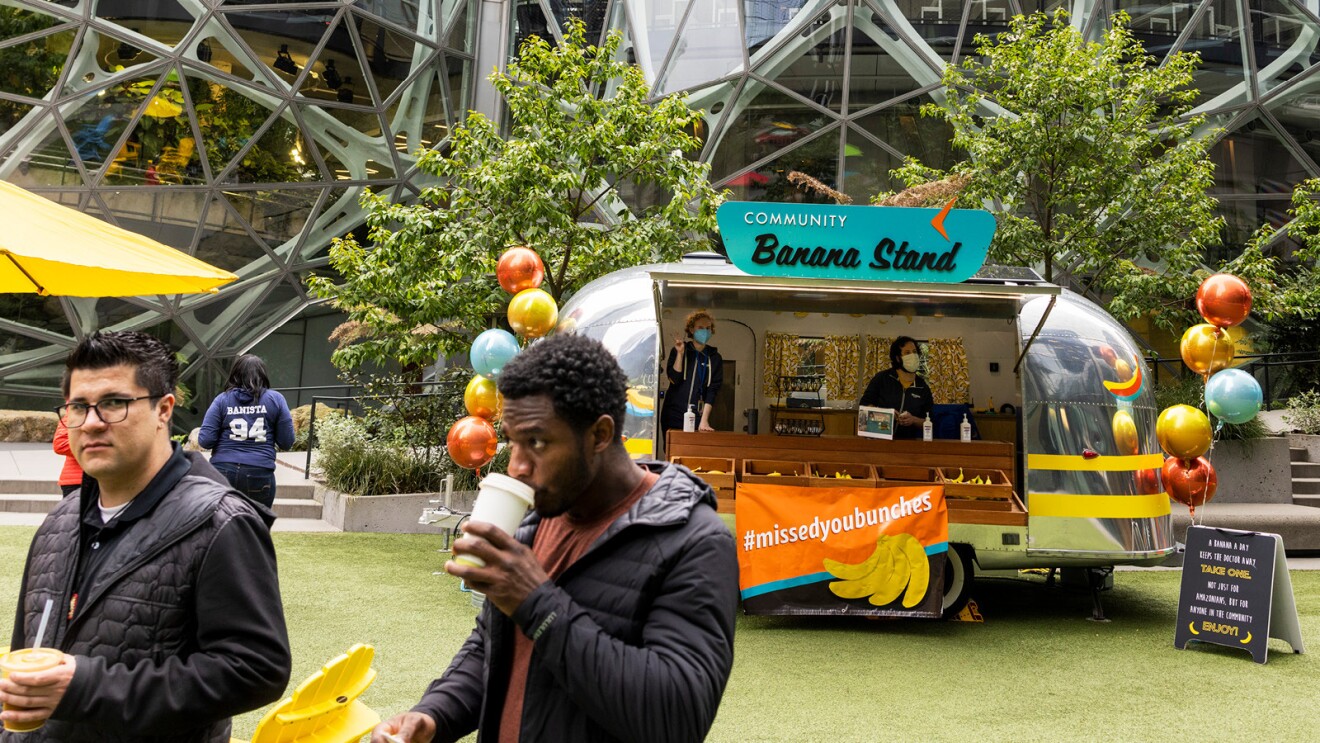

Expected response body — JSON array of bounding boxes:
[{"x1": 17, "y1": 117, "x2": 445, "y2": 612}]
[
  {"x1": 1157, "y1": 274, "x2": 1261, "y2": 516},
  {"x1": 444, "y1": 247, "x2": 556, "y2": 472}
]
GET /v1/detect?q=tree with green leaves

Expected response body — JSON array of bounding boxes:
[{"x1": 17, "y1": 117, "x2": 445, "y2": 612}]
[
  {"x1": 882, "y1": 10, "x2": 1270, "y2": 331},
  {"x1": 308, "y1": 19, "x2": 722, "y2": 372}
]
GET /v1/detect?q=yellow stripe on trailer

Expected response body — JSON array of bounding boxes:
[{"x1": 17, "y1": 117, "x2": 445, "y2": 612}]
[
  {"x1": 623, "y1": 437, "x2": 654, "y2": 458},
  {"x1": 1029, "y1": 492, "x2": 1172, "y2": 519},
  {"x1": 1028, "y1": 453, "x2": 1164, "y2": 472}
]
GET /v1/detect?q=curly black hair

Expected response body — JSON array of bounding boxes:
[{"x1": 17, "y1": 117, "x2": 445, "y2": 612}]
[
  {"x1": 62, "y1": 331, "x2": 179, "y2": 399},
  {"x1": 496, "y1": 333, "x2": 628, "y2": 441}
]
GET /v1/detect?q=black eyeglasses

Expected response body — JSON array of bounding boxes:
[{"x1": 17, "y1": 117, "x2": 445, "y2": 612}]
[{"x1": 56, "y1": 396, "x2": 157, "y2": 428}]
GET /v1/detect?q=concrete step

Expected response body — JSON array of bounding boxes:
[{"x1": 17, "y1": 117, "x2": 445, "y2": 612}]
[
  {"x1": 1292, "y1": 462, "x2": 1320, "y2": 479},
  {"x1": 1291, "y1": 447, "x2": 1309, "y2": 462},
  {"x1": 0, "y1": 493, "x2": 323, "y2": 520},
  {"x1": 1294, "y1": 494, "x2": 1320, "y2": 509},
  {"x1": 272, "y1": 498, "x2": 323, "y2": 519},
  {"x1": 273, "y1": 482, "x2": 317, "y2": 500},
  {"x1": 1292, "y1": 478, "x2": 1320, "y2": 495},
  {"x1": 0, "y1": 480, "x2": 61, "y2": 495},
  {"x1": 1171, "y1": 502, "x2": 1320, "y2": 552}
]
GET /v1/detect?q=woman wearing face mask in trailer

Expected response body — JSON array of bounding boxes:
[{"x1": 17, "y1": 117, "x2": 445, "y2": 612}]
[
  {"x1": 661, "y1": 310, "x2": 724, "y2": 441},
  {"x1": 859, "y1": 336, "x2": 933, "y2": 439}
]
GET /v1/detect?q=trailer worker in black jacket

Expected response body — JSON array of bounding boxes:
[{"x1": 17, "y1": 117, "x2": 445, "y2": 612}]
[
  {"x1": 373, "y1": 333, "x2": 739, "y2": 743},
  {"x1": 1, "y1": 331, "x2": 290, "y2": 742},
  {"x1": 660, "y1": 309, "x2": 724, "y2": 439},
  {"x1": 860, "y1": 335, "x2": 934, "y2": 439}
]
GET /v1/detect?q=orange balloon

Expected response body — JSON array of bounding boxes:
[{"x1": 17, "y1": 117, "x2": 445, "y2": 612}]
[
  {"x1": 1112, "y1": 409, "x2": 1139, "y2": 455},
  {"x1": 1098, "y1": 344, "x2": 1118, "y2": 368},
  {"x1": 1179, "y1": 323, "x2": 1235, "y2": 376},
  {"x1": 507, "y1": 288, "x2": 558, "y2": 339},
  {"x1": 1156, "y1": 404, "x2": 1212, "y2": 460},
  {"x1": 1162, "y1": 456, "x2": 1217, "y2": 509},
  {"x1": 497, "y1": 246, "x2": 546, "y2": 295},
  {"x1": 1196, "y1": 273, "x2": 1252, "y2": 328},
  {"x1": 464, "y1": 374, "x2": 502, "y2": 419},
  {"x1": 446, "y1": 415, "x2": 498, "y2": 470}
]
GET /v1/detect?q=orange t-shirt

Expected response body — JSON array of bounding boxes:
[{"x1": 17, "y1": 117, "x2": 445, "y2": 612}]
[{"x1": 497, "y1": 468, "x2": 658, "y2": 743}]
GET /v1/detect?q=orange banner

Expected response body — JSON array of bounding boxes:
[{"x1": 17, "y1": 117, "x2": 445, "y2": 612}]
[{"x1": 736, "y1": 483, "x2": 948, "y2": 617}]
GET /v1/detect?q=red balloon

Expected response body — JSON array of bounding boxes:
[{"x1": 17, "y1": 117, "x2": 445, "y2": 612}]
[
  {"x1": 1196, "y1": 274, "x2": 1252, "y2": 328},
  {"x1": 446, "y1": 415, "x2": 498, "y2": 470},
  {"x1": 1134, "y1": 467, "x2": 1162, "y2": 495},
  {"x1": 1162, "y1": 456, "x2": 1218, "y2": 509},
  {"x1": 497, "y1": 247, "x2": 546, "y2": 295}
]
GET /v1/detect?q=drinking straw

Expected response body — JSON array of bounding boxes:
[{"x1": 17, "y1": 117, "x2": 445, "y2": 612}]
[{"x1": 32, "y1": 598, "x2": 53, "y2": 649}]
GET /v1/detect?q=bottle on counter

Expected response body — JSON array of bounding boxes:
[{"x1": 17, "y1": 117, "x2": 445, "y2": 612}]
[
  {"x1": 960, "y1": 414, "x2": 972, "y2": 442},
  {"x1": 683, "y1": 405, "x2": 697, "y2": 433},
  {"x1": 922, "y1": 414, "x2": 933, "y2": 442}
]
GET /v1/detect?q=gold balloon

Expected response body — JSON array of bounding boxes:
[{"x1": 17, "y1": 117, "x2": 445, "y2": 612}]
[
  {"x1": 1112, "y1": 409, "x2": 1139, "y2": 456},
  {"x1": 1179, "y1": 323, "x2": 1235, "y2": 376},
  {"x1": 464, "y1": 374, "x2": 502, "y2": 419},
  {"x1": 1114, "y1": 358, "x2": 1133, "y2": 382},
  {"x1": 1156, "y1": 404, "x2": 1212, "y2": 460},
  {"x1": 507, "y1": 288, "x2": 558, "y2": 339}
]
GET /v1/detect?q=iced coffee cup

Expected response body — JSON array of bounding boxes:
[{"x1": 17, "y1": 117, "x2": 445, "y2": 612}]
[
  {"x1": 1, "y1": 647, "x2": 64, "y2": 732},
  {"x1": 454, "y1": 472, "x2": 535, "y2": 567}
]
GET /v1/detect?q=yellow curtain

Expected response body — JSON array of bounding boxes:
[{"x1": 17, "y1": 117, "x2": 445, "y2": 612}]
[
  {"x1": 762, "y1": 332, "x2": 800, "y2": 398},
  {"x1": 823, "y1": 335, "x2": 861, "y2": 399},
  {"x1": 863, "y1": 336, "x2": 894, "y2": 384},
  {"x1": 926, "y1": 338, "x2": 970, "y2": 404}
]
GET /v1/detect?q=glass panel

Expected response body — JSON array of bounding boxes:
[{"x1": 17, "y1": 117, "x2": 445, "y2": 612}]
[
  {"x1": 755, "y1": 9, "x2": 847, "y2": 112},
  {"x1": 225, "y1": 188, "x2": 322, "y2": 247},
  {"x1": 707, "y1": 78, "x2": 832, "y2": 182},
  {"x1": 656, "y1": 0, "x2": 745, "y2": 95},
  {"x1": 1270, "y1": 95, "x2": 1320, "y2": 176},
  {"x1": 187, "y1": 75, "x2": 274, "y2": 178},
  {"x1": 0, "y1": 295, "x2": 75, "y2": 338},
  {"x1": 355, "y1": 12, "x2": 422, "y2": 103},
  {"x1": 847, "y1": 18, "x2": 924, "y2": 114},
  {"x1": 961, "y1": 0, "x2": 1012, "y2": 31},
  {"x1": 633, "y1": 0, "x2": 688, "y2": 87},
  {"x1": 191, "y1": 33, "x2": 258, "y2": 81},
  {"x1": 1209, "y1": 197, "x2": 1292, "y2": 264},
  {"x1": 84, "y1": 28, "x2": 163, "y2": 75},
  {"x1": 230, "y1": 110, "x2": 320, "y2": 184},
  {"x1": 853, "y1": 96, "x2": 959, "y2": 171},
  {"x1": 1251, "y1": 0, "x2": 1320, "y2": 95},
  {"x1": 99, "y1": 0, "x2": 193, "y2": 49},
  {"x1": 356, "y1": 0, "x2": 425, "y2": 30},
  {"x1": 1114, "y1": 0, "x2": 1182, "y2": 36},
  {"x1": 1208, "y1": 115, "x2": 1311, "y2": 195},
  {"x1": 513, "y1": 0, "x2": 552, "y2": 58},
  {"x1": 0, "y1": 97, "x2": 37, "y2": 140},
  {"x1": 196, "y1": 195, "x2": 274, "y2": 272},
  {"x1": 546, "y1": 0, "x2": 611, "y2": 44},
  {"x1": 6, "y1": 126, "x2": 84, "y2": 189},
  {"x1": 299, "y1": 20, "x2": 373, "y2": 110},
  {"x1": 839, "y1": 123, "x2": 901, "y2": 202},
  {"x1": 445, "y1": 0, "x2": 474, "y2": 53},
  {"x1": 99, "y1": 189, "x2": 207, "y2": 250},
  {"x1": 95, "y1": 297, "x2": 155, "y2": 329},
  {"x1": 0, "y1": 9, "x2": 70, "y2": 118},
  {"x1": 884, "y1": 0, "x2": 958, "y2": 62},
  {"x1": 445, "y1": 55, "x2": 470, "y2": 138},
  {"x1": 218, "y1": 7, "x2": 338, "y2": 85},
  {"x1": 744, "y1": 0, "x2": 810, "y2": 53},
  {"x1": 386, "y1": 67, "x2": 447, "y2": 155},
  {"x1": 223, "y1": 280, "x2": 304, "y2": 349},
  {"x1": 110, "y1": 73, "x2": 206, "y2": 185},
  {"x1": 755, "y1": 124, "x2": 841, "y2": 203}
]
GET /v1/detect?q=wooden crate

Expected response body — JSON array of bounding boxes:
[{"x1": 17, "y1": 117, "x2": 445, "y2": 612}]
[
  {"x1": 938, "y1": 467, "x2": 1013, "y2": 501},
  {"x1": 714, "y1": 488, "x2": 736, "y2": 514},
  {"x1": 808, "y1": 461, "x2": 876, "y2": 488},
  {"x1": 947, "y1": 491, "x2": 1027, "y2": 526},
  {"x1": 670, "y1": 456, "x2": 736, "y2": 490},
  {"x1": 741, "y1": 459, "x2": 809, "y2": 487},
  {"x1": 875, "y1": 465, "x2": 938, "y2": 488}
]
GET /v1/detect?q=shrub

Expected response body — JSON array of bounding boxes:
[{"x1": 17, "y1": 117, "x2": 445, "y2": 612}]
[
  {"x1": 1153, "y1": 373, "x2": 1267, "y2": 441},
  {"x1": 1283, "y1": 390, "x2": 1320, "y2": 435},
  {"x1": 315, "y1": 415, "x2": 449, "y2": 495},
  {"x1": 290, "y1": 402, "x2": 347, "y2": 451}
]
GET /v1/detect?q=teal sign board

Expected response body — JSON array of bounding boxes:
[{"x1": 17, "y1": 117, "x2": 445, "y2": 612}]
[{"x1": 715, "y1": 201, "x2": 995, "y2": 284}]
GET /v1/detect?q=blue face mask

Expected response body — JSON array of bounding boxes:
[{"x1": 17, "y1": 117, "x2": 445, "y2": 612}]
[{"x1": 693, "y1": 328, "x2": 712, "y2": 345}]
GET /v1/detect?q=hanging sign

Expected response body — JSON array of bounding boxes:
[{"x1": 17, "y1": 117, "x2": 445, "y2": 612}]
[
  {"x1": 1173, "y1": 525, "x2": 1306, "y2": 664},
  {"x1": 715, "y1": 201, "x2": 996, "y2": 283}
]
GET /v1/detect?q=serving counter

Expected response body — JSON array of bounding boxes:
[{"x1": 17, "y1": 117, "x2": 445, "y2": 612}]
[{"x1": 665, "y1": 430, "x2": 1026, "y2": 527}]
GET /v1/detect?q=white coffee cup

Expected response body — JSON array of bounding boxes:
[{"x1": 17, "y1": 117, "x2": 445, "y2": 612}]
[{"x1": 454, "y1": 472, "x2": 535, "y2": 567}]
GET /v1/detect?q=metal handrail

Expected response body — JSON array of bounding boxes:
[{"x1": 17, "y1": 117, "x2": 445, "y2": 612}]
[{"x1": 302, "y1": 387, "x2": 462, "y2": 479}]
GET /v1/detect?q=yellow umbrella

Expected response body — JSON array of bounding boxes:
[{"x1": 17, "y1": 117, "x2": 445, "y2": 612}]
[{"x1": 0, "y1": 180, "x2": 237, "y2": 296}]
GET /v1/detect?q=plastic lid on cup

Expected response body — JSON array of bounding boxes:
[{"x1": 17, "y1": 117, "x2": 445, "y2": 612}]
[{"x1": 479, "y1": 472, "x2": 535, "y2": 506}]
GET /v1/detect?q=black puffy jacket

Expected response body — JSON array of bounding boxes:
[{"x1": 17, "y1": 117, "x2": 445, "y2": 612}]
[
  {"x1": 5, "y1": 447, "x2": 290, "y2": 743},
  {"x1": 414, "y1": 462, "x2": 740, "y2": 742}
]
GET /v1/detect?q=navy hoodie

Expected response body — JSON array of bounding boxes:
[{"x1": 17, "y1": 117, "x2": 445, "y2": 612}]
[{"x1": 198, "y1": 388, "x2": 295, "y2": 469}]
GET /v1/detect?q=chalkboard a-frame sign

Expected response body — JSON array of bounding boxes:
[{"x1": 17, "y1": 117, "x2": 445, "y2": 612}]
[{"x1": 1174, "y1": 525, "x2": 1306, "y2": 664}]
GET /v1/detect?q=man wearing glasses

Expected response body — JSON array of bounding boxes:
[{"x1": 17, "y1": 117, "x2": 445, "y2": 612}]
[{"x1": 0, "y1": 331, "x2": 291, "y2": 741}]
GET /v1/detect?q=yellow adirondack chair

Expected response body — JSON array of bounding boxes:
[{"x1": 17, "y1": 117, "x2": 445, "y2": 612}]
[{"x1": 232, "y1": 644, "x2": 381, "y2": 743}]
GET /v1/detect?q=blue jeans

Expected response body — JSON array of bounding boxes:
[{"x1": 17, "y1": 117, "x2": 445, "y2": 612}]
[{"x1": 212, "y1": 462, "x2": 276, "y2": 509}]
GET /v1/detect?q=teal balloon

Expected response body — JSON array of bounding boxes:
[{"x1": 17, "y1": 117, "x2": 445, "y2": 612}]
[
  {"x1": 1205, "y1": 368, "x2": 1262, "y2": 425},
  {"x1": 471, "y1": 329, "x2": 519, "y2": 378}
]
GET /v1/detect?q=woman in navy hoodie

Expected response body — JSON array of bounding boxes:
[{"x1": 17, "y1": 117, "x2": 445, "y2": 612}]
[{"x1": 198, "y1": 354, "x2": 295, "y2": 508}]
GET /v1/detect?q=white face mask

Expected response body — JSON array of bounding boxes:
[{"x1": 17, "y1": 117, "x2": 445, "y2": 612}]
[{"x1": 901, "y1": 353, "x2": 921, "y2": 373}]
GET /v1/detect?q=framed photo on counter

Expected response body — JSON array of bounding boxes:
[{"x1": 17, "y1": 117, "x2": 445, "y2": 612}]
[{"x1": 856, "y1": 406, "x2": 895, "y2": 440}]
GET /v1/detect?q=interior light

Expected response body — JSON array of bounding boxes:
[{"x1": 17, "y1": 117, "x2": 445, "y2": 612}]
[{"x1": 273, "y1": 44, "x2": 299, "y2": 75}]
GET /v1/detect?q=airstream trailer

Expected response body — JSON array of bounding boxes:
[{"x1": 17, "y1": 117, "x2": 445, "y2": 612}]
[{"x1": 556, "y1": 255, "x2": 1174, "y2": 616}]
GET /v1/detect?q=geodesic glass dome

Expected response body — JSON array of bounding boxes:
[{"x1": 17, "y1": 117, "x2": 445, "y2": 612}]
[{"x1": 0, "y1": 0, "x2": 472, "y2": 414}]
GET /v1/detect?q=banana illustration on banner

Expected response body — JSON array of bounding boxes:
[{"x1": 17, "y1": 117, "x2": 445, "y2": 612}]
[{"x1": 824, "y1": 533, "x2": 931, "y2": 608}]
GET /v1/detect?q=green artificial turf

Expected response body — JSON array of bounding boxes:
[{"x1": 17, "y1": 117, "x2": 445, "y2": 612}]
[{"x1": 1, "y1": 526, "x2": 1317, "y2": 742}]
